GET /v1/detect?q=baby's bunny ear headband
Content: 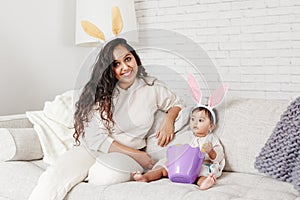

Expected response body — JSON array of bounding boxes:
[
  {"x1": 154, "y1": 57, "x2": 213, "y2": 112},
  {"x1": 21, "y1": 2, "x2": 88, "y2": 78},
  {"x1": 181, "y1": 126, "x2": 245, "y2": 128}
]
[
  {"x1": 80, "y1": 6, "x2": 123, "y2": 45},
  {"x1": 188, "y1": 74, "x2": 228, "y2": 124}
]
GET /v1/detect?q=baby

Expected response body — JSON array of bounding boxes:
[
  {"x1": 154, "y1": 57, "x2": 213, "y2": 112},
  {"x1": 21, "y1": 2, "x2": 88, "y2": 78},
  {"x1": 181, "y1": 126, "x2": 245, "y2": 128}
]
[
  {"x1": 133, "y1": 75, "x2": 227, "y2": 190},
  {"x1": 133, "y1": 106, "x2": 225, "y2": 190}
]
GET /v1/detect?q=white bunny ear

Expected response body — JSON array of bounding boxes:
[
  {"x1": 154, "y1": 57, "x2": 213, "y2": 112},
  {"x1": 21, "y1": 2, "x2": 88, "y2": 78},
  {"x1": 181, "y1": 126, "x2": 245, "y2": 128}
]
[
  {"x1": 187, "y1": 74, "x2": 202, "y2": 104},
  {"x1": 208, "y1": 83, "x2": 228, "y2": 108}
]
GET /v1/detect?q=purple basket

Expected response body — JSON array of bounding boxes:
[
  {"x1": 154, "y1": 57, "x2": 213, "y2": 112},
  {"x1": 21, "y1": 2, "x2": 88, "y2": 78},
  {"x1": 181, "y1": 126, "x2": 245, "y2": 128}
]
[{"x1": 167, "y1": 144, "x2": 205, "y2": 184}]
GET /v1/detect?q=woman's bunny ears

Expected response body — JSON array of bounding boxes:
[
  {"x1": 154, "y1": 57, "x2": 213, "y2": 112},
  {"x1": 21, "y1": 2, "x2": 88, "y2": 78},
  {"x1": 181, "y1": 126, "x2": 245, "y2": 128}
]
[
  {"x1": 188, "y1": 74, "x2": 228, "y2": 124},
  {"x1": 81, "y1": 6, "x2": 123, "y2": 43}
]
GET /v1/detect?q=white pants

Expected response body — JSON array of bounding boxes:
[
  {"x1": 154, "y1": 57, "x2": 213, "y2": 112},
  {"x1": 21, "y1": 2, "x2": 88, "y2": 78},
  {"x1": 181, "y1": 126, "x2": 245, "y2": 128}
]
[
  {"x1": 28, "y1": 146, "x2": 143, "y2": 200},
  {"x1": 28, "y1": 146, "x2": 95, "y2": 200}
]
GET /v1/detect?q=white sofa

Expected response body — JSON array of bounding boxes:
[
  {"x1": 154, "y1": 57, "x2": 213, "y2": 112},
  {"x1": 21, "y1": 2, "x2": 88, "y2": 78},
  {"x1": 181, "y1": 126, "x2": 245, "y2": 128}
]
[{"x1": 0, "y1": 97, "x2": 299, "y2": 200}]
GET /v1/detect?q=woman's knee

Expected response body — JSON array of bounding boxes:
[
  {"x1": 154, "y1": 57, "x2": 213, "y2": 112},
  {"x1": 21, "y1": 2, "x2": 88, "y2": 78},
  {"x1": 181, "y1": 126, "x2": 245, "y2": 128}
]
[
  {"x1": 88, "y1": 152, "x2": 143, "y2": 185},
  {"x1": 52, "y1": 146, "x2": 96, "y2": 176}
]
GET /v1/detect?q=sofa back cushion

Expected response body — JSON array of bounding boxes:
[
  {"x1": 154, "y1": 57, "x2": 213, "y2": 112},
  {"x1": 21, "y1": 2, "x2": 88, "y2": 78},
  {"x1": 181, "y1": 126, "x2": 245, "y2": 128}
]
[
  {"x1": 216, "y1": 97, "x2": 289, "y2": 174},
  {"x1": 145, "y1": 96, "x2": 290, "y2": 175},
  {"x1": 0, "y1": 114, "x2": 33, "y2": 128}
]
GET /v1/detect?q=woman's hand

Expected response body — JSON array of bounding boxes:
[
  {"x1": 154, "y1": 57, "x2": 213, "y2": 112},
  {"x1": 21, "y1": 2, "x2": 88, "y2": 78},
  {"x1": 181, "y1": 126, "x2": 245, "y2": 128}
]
[
  {"x1": 109, "y1": 141, "x2": 155, "y2": 169},
  {"x1": 156, "y1": 117, "x2": 175, "y2": 147},
  {"x1": 129, "y1": 150, "x2": 156, "y2": 169},
  {"x1": 156, "y1": 106, "x2": 181, "y2": 147}
]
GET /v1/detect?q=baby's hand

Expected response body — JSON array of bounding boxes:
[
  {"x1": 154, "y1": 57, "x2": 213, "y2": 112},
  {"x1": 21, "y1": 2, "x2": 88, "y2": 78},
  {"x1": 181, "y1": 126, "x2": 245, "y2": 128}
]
[{"x1": 201, "y1": 143, "x2": 213, "y2": 154}]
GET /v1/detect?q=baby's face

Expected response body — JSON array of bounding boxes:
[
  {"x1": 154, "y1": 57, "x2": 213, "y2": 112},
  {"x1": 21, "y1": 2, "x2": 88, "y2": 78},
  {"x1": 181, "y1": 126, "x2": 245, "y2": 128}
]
[{"x1": 189, "y1": 110, "x2": 212, "y2": 137}]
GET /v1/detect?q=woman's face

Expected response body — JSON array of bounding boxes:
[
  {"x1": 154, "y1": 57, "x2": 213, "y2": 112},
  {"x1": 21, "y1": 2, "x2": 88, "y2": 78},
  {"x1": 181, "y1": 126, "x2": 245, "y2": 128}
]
[{"x1": 112, "y1": 45, "x2": 138, "y2": 89}]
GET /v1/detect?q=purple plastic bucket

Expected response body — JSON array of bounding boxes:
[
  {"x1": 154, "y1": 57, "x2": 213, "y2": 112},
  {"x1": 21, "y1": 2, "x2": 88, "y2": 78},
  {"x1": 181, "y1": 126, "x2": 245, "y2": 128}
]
[{"x1": 167, "y1": 144, "x2": 205, "y2": 184}]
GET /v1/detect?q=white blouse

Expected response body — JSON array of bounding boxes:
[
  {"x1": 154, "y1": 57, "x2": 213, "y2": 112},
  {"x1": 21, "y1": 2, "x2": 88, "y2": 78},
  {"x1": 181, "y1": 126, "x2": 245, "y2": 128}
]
[{"x1": 83, "y1": 77, "x2": 185, "y2": 153}]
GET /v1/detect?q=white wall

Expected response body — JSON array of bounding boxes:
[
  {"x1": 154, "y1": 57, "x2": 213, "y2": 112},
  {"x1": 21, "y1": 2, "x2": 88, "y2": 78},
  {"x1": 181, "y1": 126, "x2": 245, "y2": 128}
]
[
  {"x1": 135, "y1": 0, "x2": 300, "y2": 100},
  {"x1": 0, "y1": 0, "x2": 91, "y2": 115},
  {"x1": 1, "y1": 0, "x2": 299, "y2": 115}
]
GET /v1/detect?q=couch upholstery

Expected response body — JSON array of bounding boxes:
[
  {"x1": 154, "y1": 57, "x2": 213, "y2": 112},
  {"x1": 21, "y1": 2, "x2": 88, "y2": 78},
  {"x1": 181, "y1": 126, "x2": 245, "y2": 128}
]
[{"x1": 0, "y1": 97, "x2": 299, "y2": 200}]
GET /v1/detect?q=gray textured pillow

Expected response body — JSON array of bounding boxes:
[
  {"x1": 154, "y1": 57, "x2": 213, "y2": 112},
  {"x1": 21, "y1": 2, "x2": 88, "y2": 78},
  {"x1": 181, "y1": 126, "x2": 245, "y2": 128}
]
[
  {"x1": 0, "y1": 128, "x2": 43, "y2": 161},
  {"x1": 254, "y1": 96, "x2": 300, "y2": 192}
]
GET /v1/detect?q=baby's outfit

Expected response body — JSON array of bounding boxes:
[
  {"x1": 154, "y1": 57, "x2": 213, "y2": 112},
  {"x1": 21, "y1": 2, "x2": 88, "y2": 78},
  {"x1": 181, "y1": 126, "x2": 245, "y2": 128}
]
[{"x1": 190, "y1": 132, "x2": 225, "y2": 178}]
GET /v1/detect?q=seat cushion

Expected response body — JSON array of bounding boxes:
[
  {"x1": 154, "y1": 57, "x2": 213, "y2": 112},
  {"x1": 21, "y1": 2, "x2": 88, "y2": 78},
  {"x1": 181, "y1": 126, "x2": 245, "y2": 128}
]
[
  {"x1": 0, "y1": 161, "x2": 43, "y2": 199},
  {"x1": 66, "y1": 172, "x2": 299, "y2": 200}
]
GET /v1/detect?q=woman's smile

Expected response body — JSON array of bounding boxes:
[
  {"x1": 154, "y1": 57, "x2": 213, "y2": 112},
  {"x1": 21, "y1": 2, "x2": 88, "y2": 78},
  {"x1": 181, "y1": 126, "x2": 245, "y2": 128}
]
[
  {"x1": 121, "y1": 70, "x2": 132, "y2": 77},
  {"x1": 112, "y1": 45, "x2": 138, "y2": 89}
]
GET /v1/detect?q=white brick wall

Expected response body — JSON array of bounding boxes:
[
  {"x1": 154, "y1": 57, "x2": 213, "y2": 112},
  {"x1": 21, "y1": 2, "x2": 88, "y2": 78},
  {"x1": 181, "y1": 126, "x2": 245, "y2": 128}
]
[{"x1": 134, "y1": 0, "x2": 300, "y2": 100}]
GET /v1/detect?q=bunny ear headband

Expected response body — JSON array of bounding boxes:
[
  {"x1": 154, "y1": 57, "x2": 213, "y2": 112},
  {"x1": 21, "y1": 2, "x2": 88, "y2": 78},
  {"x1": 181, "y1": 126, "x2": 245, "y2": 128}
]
[
  {"x1": 188, "y1": 74, "x2": 228, "y2": 124},
  {"x1": 80, "y1": 6, "x2": 123, "y2": 45}
]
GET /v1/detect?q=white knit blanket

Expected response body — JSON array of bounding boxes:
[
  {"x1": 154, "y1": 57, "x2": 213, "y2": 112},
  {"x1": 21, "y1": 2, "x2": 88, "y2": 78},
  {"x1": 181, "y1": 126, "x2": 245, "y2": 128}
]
[{"x1": 26, "y1": 90, "x2": 81, "y2": 164}]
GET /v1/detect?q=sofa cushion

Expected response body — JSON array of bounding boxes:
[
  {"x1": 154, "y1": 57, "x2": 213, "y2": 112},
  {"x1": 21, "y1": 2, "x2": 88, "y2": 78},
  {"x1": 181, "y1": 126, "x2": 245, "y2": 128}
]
[
  {"x1": 0, "y1": 161, "x2": 43, "y2": 200},
  {"x1": 146, "y1": 97, "x2": 290, "y2": 175},
  {"x1": 66, "y1": 172, "x2": 299, "y2": 200},
  {"x1": 0, "y1": 128, "x2": 43, "y2": 161},
  {"x1": 31, "y1": 160, "x2": 49, "y2": 170},
  {"x1": 0, "y1": 114, "x2": 33, "y2": 128},
  {"x1": 218, "y1": 97, "x2": 289, "y2": 174}
]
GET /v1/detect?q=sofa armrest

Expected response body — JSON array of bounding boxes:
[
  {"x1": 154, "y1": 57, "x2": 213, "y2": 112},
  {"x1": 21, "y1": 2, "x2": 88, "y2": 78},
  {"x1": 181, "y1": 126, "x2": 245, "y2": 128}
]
[{"x1": 0, "y1": 114, "x2": 33, "y2": 128}]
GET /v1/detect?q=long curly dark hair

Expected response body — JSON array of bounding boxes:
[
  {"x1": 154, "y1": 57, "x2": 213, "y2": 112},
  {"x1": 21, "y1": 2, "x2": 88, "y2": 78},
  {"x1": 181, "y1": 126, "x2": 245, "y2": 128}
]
[{"x1": 73, "y1": 38, "x2": 148, "y2": 145}]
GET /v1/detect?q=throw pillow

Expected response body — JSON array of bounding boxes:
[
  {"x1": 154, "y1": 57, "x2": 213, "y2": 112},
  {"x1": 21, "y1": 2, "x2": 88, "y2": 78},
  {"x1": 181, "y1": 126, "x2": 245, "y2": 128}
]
[
  {"x1": 0, "y1": 128, "x2": 43, "y2": 161},
  {"x1": 254, "y1": 96, "x2": 300, "y2": 192}
]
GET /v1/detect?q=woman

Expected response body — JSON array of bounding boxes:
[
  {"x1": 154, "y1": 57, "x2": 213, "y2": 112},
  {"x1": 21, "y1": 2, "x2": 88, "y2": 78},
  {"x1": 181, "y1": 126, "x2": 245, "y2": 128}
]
[{"x1": 29, "y1": 38, "x2": 184, "y2": 200}]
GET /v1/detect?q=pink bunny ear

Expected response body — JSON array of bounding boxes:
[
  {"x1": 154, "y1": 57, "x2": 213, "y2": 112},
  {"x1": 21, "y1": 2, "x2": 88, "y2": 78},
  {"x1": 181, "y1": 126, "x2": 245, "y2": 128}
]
[
  {"x1": 187, "y1": 74, "x2": 202, "y2": 104},
  {"x1": 208, "y1": 83, "x2": 228, "y2": 108}
]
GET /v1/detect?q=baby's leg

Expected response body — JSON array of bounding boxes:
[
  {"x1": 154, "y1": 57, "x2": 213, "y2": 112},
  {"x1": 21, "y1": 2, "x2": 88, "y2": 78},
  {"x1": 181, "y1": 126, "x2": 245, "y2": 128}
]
[
  {"x1": 133, "y1": 166, "x2": 168, "y2": 182},
  {"x1": 196, "y1": 174, "x2": 216, "y2": 190}
]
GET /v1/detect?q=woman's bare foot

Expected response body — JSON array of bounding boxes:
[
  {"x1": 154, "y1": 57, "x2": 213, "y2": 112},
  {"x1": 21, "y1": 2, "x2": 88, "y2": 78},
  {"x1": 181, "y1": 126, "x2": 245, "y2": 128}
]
[{"x1": 197, "y1": 174, "x2": 216, "y2": 190}]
